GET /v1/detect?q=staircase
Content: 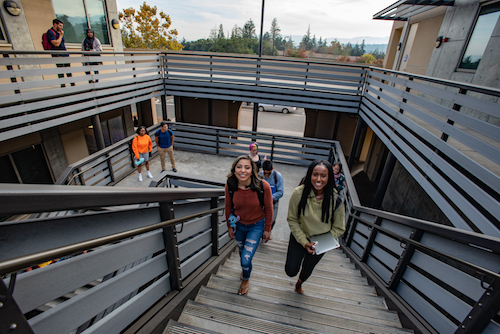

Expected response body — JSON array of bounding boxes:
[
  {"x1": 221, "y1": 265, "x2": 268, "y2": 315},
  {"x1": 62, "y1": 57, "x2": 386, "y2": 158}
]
[{"x1": 163, "y1": 239, "x2": 413, "y2": 333}]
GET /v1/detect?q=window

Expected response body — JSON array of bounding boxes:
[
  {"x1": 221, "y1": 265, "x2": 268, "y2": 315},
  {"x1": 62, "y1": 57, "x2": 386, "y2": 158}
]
[
  {"x1": 459, "y1": 2, "x2": 500, "y2": 70},
  {"x1": 51, "y1": 0, "x2": 110, "y2": 45}
]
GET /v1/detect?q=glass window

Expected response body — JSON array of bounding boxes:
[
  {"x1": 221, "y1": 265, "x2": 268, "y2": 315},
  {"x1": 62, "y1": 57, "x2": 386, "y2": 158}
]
[
  {"x1": 86, "y1": 0, "x2": 110, "y2": 44},
  {"x1": 51, "y1": 0, "x2": 110, "y2": 44},
  {"x1": 459, "y1": 2, "x2": 500, "y2": 70}
]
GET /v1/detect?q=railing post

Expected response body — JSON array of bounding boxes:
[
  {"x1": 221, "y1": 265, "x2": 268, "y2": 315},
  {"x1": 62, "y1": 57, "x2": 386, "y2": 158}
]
[
  {"x1": 360, "y1": 217, "x2": 382, "y2": 262},
  {"x1": 216, "y1": 129, "x2": 220, "y2": 155},
  {"x1": 344, "y1": 211, "x2": 359, "y2": 247},
  {"x1": 441, "y1": 88, "x2": 466, "y2": 142},
  {"x1": 387, "y1": 229, "x2": 423, "y2": 290},
  {"x1": 456, "y1": 280, "x2": 500, "y2": 334},
  {"x1": 271, "y1": 136, "x2": 275, "y2": 161},
  {"x1": 0, "y1": 275, "x2": 34, "y2": 333},
  {"x1": 160, "y1": 201, "x2": 183, "y2": 291},
  {"x1": 161, "y1": 52, "x2": 167, "y2": 121},
  {"x1": 210, "y1": 197, "x2": 220, "y2": 256}
]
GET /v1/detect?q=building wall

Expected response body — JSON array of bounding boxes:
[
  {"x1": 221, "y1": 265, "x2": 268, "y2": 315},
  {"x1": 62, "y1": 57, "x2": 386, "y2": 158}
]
[
  {"x1": 404, "y1": 15, "x2": 444, "y2": 75},
  {"x1": 384, "y1": 21, "x2": 404, "y2": 69},
  {"x1": 382, "y1": 161, "x2": 452, "y2": 225},
  {"x1": 426, "y1": 0, "x2": 500, "y2": 90}
]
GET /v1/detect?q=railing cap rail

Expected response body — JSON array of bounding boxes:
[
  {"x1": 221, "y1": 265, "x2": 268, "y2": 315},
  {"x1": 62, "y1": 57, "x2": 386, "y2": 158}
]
[
  {"x1": 0, "y1": 183, "x2": 224, "y2": 216},
  {"x1": 368, "y1": 67, "x2": 500, "y2": 96},
  {"x1": 352, "y1": 204, "x2": 500, "y2": 254}
]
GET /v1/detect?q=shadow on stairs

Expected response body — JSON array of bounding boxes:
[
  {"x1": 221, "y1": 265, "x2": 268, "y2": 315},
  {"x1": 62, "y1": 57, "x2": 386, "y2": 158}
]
[{"x1": 163, "y1": 239, "x2": 414, "y2": 333}]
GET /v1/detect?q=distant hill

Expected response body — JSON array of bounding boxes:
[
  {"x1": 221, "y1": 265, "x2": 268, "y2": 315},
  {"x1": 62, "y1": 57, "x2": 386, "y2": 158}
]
[
  {"x1": 289, "y1": 35, "x2": 389, "y2": 46},
  {"x1": 364, "y1": 44, "x2": 388, "y2": 53}
]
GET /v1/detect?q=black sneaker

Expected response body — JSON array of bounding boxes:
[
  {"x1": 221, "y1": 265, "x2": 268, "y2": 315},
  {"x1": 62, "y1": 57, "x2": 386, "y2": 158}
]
[
  {"x1": 173, "y1": 168, "x2": 177, "y2": 172},
  {"x1": 161, "y1": 169, "x2": 165, "y2": 173}
]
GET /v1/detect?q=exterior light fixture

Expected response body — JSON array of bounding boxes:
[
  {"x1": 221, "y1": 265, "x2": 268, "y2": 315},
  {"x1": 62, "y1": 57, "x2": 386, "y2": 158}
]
[
  {"x1": 4, "y1": 0, "x2": 21, "y2": 16},
  {"x1": 111, "y1": 18, "x2": 119, "y2": 29},
  {"x1": 435, "y1": 36, "x2": 448, "y2": 48}
]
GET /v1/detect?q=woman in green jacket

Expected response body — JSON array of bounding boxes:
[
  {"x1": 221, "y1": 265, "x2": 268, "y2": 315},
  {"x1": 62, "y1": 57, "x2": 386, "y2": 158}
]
[{"x1": 285, "y1": 159, "x2": 345, "y2": 294}]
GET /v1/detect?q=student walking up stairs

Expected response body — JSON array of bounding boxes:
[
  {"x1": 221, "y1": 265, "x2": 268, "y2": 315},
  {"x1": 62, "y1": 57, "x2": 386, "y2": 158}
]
[{"x1": 163, "y1": 239, "x2": 413, "y2": 333}]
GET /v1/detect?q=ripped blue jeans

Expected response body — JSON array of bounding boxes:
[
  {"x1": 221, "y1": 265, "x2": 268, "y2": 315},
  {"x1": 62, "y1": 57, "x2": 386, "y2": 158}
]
[{"x1": 234, "y1": 218, "x2": 265, "y2": 281}]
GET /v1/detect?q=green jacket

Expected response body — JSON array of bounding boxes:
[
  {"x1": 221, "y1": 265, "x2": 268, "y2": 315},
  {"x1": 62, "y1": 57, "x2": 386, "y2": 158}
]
[{"x1": 287, "y1": 185, "x2": 345, "y2": 247}]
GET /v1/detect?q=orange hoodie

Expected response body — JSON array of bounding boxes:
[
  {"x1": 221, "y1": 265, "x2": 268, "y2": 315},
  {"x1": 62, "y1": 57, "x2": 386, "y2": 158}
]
[{"x1": 132, "y1": 134, "x2": 152, "y2": 159}]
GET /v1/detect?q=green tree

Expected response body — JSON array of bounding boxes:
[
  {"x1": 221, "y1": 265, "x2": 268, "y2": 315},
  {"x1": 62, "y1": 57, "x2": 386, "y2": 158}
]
[
  {"x1": 270, "y1": 18, "x2": 281, "y2": 56},
  {"x1": 300, "y1": 25, "x2": 312, "y2": 51},
  {"x1": 119, "y1": 2, "x2": 183, "y2": 50},
  {"x1": 242, "y1": 19, "x2": 256, "y2": 39},
  {"x1": 218, "y1": 24, "x2": 225, "y2": 39}
]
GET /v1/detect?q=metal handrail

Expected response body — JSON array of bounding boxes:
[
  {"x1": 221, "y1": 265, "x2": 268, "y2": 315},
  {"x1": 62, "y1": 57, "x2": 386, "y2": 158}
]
[
  {"x1": 349, "y1": 204, "x2": 500, "y2": 253},
  {"x1": 348, "y1": 211, "x2": 500, "y2": 281},
  {"x1": 0, "y1": 183, "x2": 224, "y2": 216},
  {"x1": 0, "y1": 206, "x2": 223, "y2": 276}
]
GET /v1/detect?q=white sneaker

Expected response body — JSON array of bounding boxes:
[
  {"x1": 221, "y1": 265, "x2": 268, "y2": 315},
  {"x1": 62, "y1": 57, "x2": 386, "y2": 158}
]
[
  {"x1": 147, "y1": 171, "x2": 153, "y2": 178},
  {"x1": 138, "y1": 173, "x2": 143, "y2": 182}
]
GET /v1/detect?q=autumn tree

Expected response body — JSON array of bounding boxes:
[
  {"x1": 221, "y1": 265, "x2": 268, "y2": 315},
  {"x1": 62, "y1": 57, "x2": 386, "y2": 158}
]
[{"x1": 119, "y1": 2, "x2": 183, "y2": 50}]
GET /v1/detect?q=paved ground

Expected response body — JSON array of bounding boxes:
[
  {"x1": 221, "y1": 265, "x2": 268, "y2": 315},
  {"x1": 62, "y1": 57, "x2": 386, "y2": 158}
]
[{"x1": 117, "y1": 150, "x2": 309, "y2": 242}]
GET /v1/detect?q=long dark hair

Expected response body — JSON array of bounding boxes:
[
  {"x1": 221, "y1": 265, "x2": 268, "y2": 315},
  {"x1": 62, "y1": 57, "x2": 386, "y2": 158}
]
[
  {"x1": 298, "y1": 159, "x2": 335, "y2": 224},
  {"x1": 136, "y1": 126, "x2": 148, "y2": 135},
  {"x1": 226, "y1": 155, "x2": 263, "y2": 192}
]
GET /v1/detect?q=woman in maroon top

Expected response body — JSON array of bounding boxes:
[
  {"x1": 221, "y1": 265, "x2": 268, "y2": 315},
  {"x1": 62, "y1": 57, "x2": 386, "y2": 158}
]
[{"x1": 225, "y1": 155, "x2": 273, "y2": 295}]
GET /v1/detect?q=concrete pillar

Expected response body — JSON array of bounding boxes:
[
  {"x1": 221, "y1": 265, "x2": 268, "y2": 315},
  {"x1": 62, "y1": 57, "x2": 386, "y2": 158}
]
[
  {"x1": 373, "y1": 151, "x2": 397, "y2": 208},
  {"x1": 40, "y1": 128, "x2": 68, "y2": 182},
  {"x1": 91, "y1": 115, "x2": 105, "y2": 150}
]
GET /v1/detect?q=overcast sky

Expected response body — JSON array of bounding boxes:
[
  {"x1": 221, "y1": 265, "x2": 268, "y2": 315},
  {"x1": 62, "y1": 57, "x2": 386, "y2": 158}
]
[{"x1": 115, "y1": 0, "x2": 398, "y2": 44}]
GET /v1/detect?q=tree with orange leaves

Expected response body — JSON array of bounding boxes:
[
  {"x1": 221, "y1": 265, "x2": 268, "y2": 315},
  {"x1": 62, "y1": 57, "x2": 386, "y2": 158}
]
[{"x1": 119, "y1": 2, "x2": 183, "y2": 50}]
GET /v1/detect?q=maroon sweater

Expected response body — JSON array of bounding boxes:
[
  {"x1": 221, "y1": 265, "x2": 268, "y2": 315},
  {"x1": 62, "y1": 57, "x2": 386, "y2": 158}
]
[{"x1": 225, "y1": 180, "x2": 273, "y2": 232}]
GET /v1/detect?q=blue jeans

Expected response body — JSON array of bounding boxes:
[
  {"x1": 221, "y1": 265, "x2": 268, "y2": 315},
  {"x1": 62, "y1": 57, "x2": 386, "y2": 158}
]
[{"x1": 234, "y1": 218, "x2": 265, "y2": 280}]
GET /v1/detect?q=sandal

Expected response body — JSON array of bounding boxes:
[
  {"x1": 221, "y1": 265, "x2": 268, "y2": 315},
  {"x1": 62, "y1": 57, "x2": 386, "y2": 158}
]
[{"x1": 238, "y1": 280, "x2": 249, "y2": 296}]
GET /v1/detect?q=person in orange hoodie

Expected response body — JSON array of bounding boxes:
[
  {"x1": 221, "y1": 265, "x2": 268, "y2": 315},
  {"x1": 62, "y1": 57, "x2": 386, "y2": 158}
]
[{"x1": 132, "y1": 126, "x2": 153, "y2": 182}]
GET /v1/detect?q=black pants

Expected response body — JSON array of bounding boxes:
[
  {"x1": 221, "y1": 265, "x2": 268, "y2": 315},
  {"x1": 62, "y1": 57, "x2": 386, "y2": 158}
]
[
  {"x1": 55, "y1": 63, "x2": 75, "y2": 87},
  {"x1": 285, "y1": 233, "x2": 324, "y2": 282}
]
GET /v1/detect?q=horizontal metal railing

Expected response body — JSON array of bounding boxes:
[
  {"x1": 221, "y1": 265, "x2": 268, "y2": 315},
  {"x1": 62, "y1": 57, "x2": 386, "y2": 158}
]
[
  {"x1": 55, "y1": 122, "x2": 343, "y2": 188},
  {"x1": 0, "y1": 180, "x2": 229, "y2": 334},
  {"x1": 0, "y1": 50, "x2": 165, "y2": 143},
  {"x1": 163, "y1": 53, "x2": 368, "y2": 112},
  {"x1": 360, "y1": 67, "x2": 500, "y2": 238},
  {"x1": 0, "y1": 50, "x2": 368, "y2": 143},
  {"x1": 341, "y1": 203, "x2": 500, "y2": 334}
]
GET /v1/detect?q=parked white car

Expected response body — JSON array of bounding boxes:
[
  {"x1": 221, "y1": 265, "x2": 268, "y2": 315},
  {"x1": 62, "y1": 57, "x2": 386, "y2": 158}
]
[{"x1": 258, "y1": 104, "x2": 296, "y2": 114}]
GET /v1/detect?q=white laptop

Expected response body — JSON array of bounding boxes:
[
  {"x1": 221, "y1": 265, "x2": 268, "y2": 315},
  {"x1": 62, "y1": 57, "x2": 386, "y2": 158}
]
[{"x1": 309, "y1": 232, "x2": 340, "y2": 255}]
